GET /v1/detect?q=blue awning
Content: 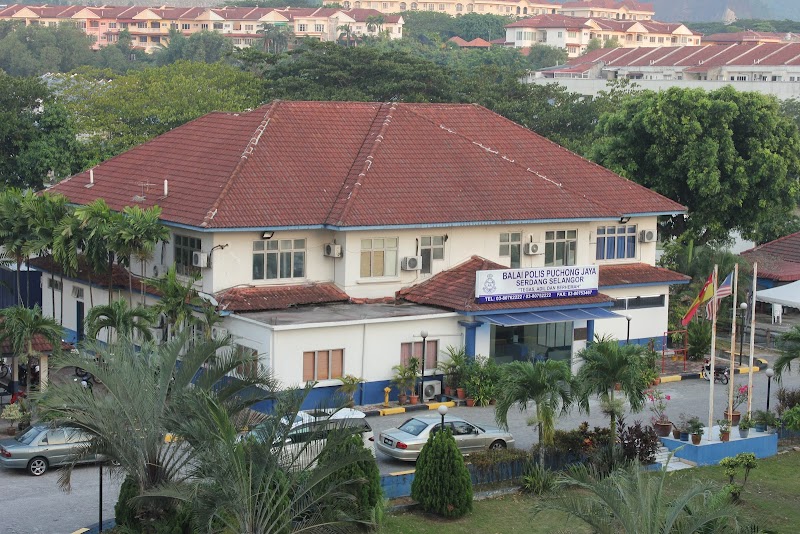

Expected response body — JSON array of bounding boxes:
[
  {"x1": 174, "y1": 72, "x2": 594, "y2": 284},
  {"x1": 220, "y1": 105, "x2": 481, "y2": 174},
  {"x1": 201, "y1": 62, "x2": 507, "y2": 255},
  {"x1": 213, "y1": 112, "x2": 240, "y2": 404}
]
[{"x1": 477, "y1": 308, "x2": 621, "y2": 327}]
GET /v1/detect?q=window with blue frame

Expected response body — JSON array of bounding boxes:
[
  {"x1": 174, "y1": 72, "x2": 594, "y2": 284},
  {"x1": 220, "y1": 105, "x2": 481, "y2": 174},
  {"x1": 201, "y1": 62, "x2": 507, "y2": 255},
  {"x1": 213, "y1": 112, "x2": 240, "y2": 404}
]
[{"x1": 596, "y1": 225, "x2": 637, "y2": 260}]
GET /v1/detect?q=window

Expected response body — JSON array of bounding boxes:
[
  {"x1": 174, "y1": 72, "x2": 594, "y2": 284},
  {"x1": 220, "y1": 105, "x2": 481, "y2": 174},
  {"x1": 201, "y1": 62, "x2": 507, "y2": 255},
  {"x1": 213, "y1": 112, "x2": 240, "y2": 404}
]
[
  {"x1": 568, "y1": 31, "x2": 577, "y2": 38},
  {"x1": 71, "y1": 286, "x2": 84, "y2": 300},
  {"x1": 109, "y1": 22, "x2": 117, "y2": 29},
  {"x1": 420, "y1": 236, "x2": 444, "y2": 274},
  {"x1": 298, "y1": 23, "x2": 307, "y2": 32},
  {"x1": 139, "y1": 36, "x2": 147, "y2": 43},
  {"x1": 245, "y1": 24, "x2": 253, "y2": 30},
  {"x1": 151, "y1": 36, "x2": 161, "y2": 43},
  {"x1": 557, "y1": 31, "x2": 562, "y2": 37},
  {"x1": 213, "y1": 22, "x2": 223, "y2": 30},
  {"x1": 48, "y1": 278, "x2": 62, "y2": 291},
  {"x1": 174, "y1": 234, "x2": 202, "y2": 276},
  {"x1": 303, "y1": 349, "x2": 343, "y2": 381},
  {"x1": 360, "y1": 238, "x2": 398, "y2": 277},
  {"x1": 613, "y1": 295, "x2": 665, "y2": 310},
  {"x1": 596, "y1": 225, "x2": 636, "y2": 260},
  {"x1": 439, "y1": 3, "x2": 445, "y2": 10},
  {"x1": 544, "y1": 230, "x2": 577, "y2": 266},
  {"x1": 649, "y1": 36, "x2": 656, "y2": 43},
  {"x1": 181, "y1": 23, "x2": 190, "y2": 30},
  {"x1": 201, "y1": 23, "x2": 209, "y2": 30},
  {"x1": 252, "y1": 239, "x2": 306, "y2": 280},
  {"x1": 137, "y1": 22, "x2": 147, "y2": 28},
  {"x1": 314, "y1": 24, "x2": 324, "y2": 32},
  {"x1": 516, "y1": 30, "x2": 523, "y2": 40},
  {"x1": 401, "y1": 339, "x2": 439, "y2": 370},
  {"x1": 89, "y1": 20, "x2": 99, "y2": 28},
  {"x1": 170, "y1": 23, "x2": 178, "y2": 30},
  {"x1": 499, "y1": 232, "x2": 521, "y2": 268},
  {"x1": 151, "y1": 22, "x2": 160, "y2": 28},
  {"x1": 399, "y1": 2, "x2": 406, "y2": 9}
]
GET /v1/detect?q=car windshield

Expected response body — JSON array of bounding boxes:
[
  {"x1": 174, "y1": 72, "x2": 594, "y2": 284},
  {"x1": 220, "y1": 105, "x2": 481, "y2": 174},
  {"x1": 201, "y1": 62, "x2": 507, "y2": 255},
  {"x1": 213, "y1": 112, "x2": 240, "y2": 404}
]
[
  {"x1": 16, "y1": 426, "x2": 42, "y2": 445},
  {"x1": 398, "y1": 418, "x2": 428, "y2": 436}
]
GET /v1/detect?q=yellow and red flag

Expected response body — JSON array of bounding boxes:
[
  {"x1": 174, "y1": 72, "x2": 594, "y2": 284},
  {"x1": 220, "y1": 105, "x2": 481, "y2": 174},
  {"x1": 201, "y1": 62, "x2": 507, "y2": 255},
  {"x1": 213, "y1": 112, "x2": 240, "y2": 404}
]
[{"x1": 681, "y1": 273, "x2": 715, "y2": 326}]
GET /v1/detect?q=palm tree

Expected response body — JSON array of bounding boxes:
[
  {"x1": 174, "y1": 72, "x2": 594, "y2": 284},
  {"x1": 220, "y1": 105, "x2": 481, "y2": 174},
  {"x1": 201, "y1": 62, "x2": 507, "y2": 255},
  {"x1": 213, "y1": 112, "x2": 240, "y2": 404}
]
[
  {"x1": 37, "y1": 331, "x2": 278, "y2": 522},
  {"x1": 86, "y1": 298, "x2": 155, "y2": 344},
  {"x1": 257, "y1": 23, "x2": 293, "y2": 54},
  {"x1": 337, "y1": 24, "x2": 354, "y2": 47},
  {"x1": 775, "y1": 325, "x2": 800, "y2": 379},
  {"x1": 365, "y1": 15, "x2": 385, "y2": 35},
  {"x1": 75, "y1": 199, "x2": 122, "y2": 307},
  {"x1": 0, "y1": 189, "x2": 34, "y2": 306},
  {"x1": 0, "y1": 305, "x2": 63, "y2": 391},
  {"x1": 150, "y1": 264, "x2": 204, "y2": 340},
  {"x1": 117, "y1": 205, "x2": 169, "y2": 305},
  {"x1": 25, "y1": 193, "x2": 70, "y2": 321},
  {"x1": 534, "y1": 460, "x2": 752, "y2": 533},
  {"x1": 495, "y1": 360, "x2": 579, "y2": 466},
  {"x1": 576, "y1": 335, "x2": 647, "y2": 437},
  {"x1": 53, "y1": 210, "x2": 85, "y2": 322}
]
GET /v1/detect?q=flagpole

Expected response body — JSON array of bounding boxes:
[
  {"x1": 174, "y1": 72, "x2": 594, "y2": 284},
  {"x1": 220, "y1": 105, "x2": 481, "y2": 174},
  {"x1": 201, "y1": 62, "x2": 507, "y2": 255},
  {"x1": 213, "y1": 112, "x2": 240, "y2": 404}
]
[
  {"x1": 708, "y1": 265, "x2": 718, "y2": 441},
  {"x1": 727, "y1": 263, "x2": 739, "y2": 423},
  {"x1": 747, "y1": 262, "x2": 758, "y2": 416}
]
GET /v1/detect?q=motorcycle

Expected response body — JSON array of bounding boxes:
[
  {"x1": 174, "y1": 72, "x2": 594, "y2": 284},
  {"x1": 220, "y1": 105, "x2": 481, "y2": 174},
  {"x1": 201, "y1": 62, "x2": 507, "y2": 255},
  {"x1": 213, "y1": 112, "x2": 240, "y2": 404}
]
[{"x1": 701, "y1": 358, "x2": 730, "y2": 384}]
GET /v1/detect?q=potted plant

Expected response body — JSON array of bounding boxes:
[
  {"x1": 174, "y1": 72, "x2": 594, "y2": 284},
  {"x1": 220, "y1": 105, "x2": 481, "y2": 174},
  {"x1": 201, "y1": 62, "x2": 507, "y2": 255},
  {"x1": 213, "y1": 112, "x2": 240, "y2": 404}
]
[
  {"x1": 718, "y1": 419, "x2": 732, "y2": 442},
  {"x1": 687, "y1": 417, "x2": 704, "y2": 445},
  {"x1": 753, "y1": 410, "x2": 768, "y2": 432},
  {"x1": 724, "y1": 385, "x2": 749, "y2": 426},
  {"x1": 337, "y1": 374, "x2": 362, "y2": 407},
  {"x1": 676, "y1": 414, "x2": 690, "y2": 441},
  {"x1": 764, "y1": 410, "x2": 780, "y2": 434},
  {"x1": 646, "y1": 389, "x2": 672, "y2": 437},
  {"x1": 437, "y1": 345, "x2": 468, "y2": 398},
  {"x1": 738, "y1": 414, "x2": 752, "y2": 439},
  {"x1": 392, "y1": 357, "x2": 420, "y2": 406},
  {"x1": 1, "y1": 403, "x2": 22, "y2": 435}
]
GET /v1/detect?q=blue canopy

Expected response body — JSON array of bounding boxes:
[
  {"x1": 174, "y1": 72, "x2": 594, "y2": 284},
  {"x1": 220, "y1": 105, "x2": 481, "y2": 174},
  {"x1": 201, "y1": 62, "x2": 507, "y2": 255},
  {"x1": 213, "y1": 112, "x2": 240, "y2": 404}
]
[{"x1": 477, "y1": 307, "x2": 621, "y2": 326}]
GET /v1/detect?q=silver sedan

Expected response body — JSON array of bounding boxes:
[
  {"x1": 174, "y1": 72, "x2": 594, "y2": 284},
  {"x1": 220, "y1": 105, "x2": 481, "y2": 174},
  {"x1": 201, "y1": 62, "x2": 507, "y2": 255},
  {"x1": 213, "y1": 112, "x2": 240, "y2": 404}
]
[
  {"x1": 0, "y1": 425, "x2": 99, "y2": 476},
  {"x1": 376, "y1": 414, "x2": 515, "y2": 461}
]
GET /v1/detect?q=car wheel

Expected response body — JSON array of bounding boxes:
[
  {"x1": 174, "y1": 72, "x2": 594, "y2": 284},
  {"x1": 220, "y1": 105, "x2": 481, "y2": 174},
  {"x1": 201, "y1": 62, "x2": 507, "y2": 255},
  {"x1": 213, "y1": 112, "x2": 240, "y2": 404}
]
[
  {"x1": 27, "y1": 457, "x2": 48, "y2": 476},
  {"x1": 489, "y1": 440, "x2": 507, "y2": 451}
]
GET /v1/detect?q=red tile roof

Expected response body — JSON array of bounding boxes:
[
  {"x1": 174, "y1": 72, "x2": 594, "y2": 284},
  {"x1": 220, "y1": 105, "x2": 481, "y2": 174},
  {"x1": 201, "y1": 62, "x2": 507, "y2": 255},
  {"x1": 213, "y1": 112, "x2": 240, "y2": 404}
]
[
  {"x1": 0, "y1": 335, "x2": 70, "y2": 356},
  {"x1": 741, "y1": 231, "x2": 800, "y2": 282},
  {"x1": 28, "y1": 256, "x2": 162, "y2": 296},
  {"x1": 599, "y1": 263, "x2": 690, "y2": 287},
  {"x1": 397, "y1": 256, "x2": 615, "y2": 313},
  {"x1": 506, "y1": 14, "x2": 591, "y2": 29},
  {"x1": 48, "y1": 101, "x2": 684, "y2": 229},
  {"x1": 216, "y1": 283, "x2": 350, "y2": 312},
  {"x1": 561, "y1": 0, "x2": 654, "y2": 10}
]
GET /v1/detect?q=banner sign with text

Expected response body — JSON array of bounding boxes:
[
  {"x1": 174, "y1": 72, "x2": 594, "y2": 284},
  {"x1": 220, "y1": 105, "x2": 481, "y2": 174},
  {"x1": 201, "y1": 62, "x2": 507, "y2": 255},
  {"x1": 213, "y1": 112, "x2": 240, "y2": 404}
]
[{"x1": 474, "y1": 265, "x2": 599, "y2": 303}]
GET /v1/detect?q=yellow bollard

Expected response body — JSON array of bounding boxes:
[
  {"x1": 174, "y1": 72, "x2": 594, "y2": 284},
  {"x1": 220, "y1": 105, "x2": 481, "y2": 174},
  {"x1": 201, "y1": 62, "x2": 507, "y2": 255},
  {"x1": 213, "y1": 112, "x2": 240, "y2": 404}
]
[{"x1": 383, "y1": 387, "x2": 391, "y2": 408}]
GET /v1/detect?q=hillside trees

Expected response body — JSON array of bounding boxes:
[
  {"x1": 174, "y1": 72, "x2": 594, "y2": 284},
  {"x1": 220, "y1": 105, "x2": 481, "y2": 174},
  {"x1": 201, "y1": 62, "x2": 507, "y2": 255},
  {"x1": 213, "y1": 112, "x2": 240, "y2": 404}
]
[{"x1": 592, "y1": 86, "x2": 800, "y2": 244}]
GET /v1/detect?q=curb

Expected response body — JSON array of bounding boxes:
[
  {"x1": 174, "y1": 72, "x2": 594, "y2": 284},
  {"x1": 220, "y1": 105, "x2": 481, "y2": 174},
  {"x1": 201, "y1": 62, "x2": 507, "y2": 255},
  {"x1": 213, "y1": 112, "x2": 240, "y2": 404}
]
[
  {"x1": 363, "y1": 401, "x2": 456, "y2": 417},
  {"x1": 659, "y1": 358, "x2": 769, "y2": 383}
]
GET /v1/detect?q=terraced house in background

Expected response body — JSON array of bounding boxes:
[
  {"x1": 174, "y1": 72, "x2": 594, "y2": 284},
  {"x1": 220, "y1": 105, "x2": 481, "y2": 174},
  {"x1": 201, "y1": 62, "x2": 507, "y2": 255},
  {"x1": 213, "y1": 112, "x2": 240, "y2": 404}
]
[
  {"x1": 0, "y1": 4, "x2": 403, "y2": 52},
  {"x1": 37, "y1": 101, "x2": 688, "y2": 408}
]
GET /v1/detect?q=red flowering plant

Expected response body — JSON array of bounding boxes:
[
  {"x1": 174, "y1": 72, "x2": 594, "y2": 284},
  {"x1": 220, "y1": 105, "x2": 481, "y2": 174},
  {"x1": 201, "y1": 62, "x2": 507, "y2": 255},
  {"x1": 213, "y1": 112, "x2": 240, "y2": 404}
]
[
  {"x1": 646, "y1": 389, "x2": 671, "y2": 424},
  {"x1": 732, "y1": 385, "x2": 749, "y2": 412}
]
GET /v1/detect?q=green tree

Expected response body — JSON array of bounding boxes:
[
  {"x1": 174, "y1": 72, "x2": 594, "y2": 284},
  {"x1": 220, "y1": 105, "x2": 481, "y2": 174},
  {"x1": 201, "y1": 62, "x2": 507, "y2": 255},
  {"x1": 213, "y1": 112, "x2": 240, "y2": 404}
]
[
  {"x1": 450, "y1": 13, "x2": 513, "y2": 41},
  {"x1": 592, "y1": 86, "x2": 800, "y2": 244},
  {"x1": 603, "y1": 37, "x2": 622, "y2": 48},
  {"x1": 535, "y1": 461, "x2": 751, "y2": 533},
  {"x1": 52, "y1": 210, "x2": 86, "y2": 325},
  {"x1": 38, "y1": 332, "x2": 277, "y2": 522},
  {"x1": 85, "y1": 298, "x2": 155, "y2": 343},
  {"x1": 74, "y1": 199, "x2": 120, "y2": 307},
  {"x1": 0, "y1": 22, "x2": 95, "y2": 76},
  {"x1": 411, "y1": 427, "x2": 473, "y2": 518},
  {"x1": 576, "y1": 335, "x2": 647, "y2": 437},
  {"x1": 154, "y1": 29, "x2": 234, "y2": 65},
  {"x1": 0, "y1": 304, "x2": 63, "y2": 391},
  {"x1": 524, "y1": 43, "x2": 569, "y2": 69},
  {"x1": 584, "y1": 38, "x2": 602, "y2": 54},
  {"x1": 116, "y1": 205, "x2": 170, "y2": 304},
  {"x1": 150, "y1": 264, "x2": 204, "y2": 338},
  {"x1": 774, "y1": 325, "x2": 800, "y2": 379},
  {"x1": 494, "y1": 360, "x2": 579, "y2": 466}
]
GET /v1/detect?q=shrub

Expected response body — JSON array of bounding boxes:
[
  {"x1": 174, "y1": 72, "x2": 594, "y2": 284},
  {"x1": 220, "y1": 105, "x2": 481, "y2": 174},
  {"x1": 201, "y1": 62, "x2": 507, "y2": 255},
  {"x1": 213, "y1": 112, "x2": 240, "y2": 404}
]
[
  {"x1": 411, "y1": 428, "x2": 472, "y2": 518},
  {"x1": 617, "y1": 419, "x2": 659, "y2": 465},
  {"x1": 114, "y1": 475, "x2": 140, "y2": 529},
  {"x1": 777, "y1": 386, "x2": 800, "y2": 415},
  {"x1": 522, "y1": 463, "x2": 557, "y2": 495},
  {"x1": 533, "y1": 422, "x2": 611, "y2": 470},
  {"x1": 687, "y1": 320, "x2": 712, "y2": 360},
  {"x1": 720, "y1": 453, "x2": 757, "y2": 501},
  {"x1": 114, "y1": 475, "x2": 194, "y2": 534},
  {"x1": 316, "y1": 433, "x2": 382, "y2": 524}
]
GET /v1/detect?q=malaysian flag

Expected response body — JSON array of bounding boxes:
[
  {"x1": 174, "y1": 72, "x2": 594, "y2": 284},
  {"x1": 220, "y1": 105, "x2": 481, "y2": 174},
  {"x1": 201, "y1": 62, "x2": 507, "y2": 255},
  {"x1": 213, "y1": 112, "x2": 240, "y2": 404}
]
[{"x1": 706, "y1": 271, "x2": 733, "y2": 319}]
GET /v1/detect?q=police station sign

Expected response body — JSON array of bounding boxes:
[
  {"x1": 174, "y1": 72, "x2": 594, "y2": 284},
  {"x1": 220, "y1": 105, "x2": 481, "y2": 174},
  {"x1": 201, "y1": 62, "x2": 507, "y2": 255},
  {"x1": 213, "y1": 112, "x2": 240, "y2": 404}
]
[{"x1": 475, "y1": 265, "x2": 599, "y2": 303}]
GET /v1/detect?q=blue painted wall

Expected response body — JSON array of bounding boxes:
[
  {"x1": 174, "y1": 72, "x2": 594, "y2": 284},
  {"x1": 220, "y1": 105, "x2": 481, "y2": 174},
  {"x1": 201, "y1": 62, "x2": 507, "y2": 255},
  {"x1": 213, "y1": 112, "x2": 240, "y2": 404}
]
[
  {"x1": 0, "y1": 267, "x2": 42, "y2": 309},
  {"x1": 660, "y1": 432, "x2": 777, "y2": 466}
]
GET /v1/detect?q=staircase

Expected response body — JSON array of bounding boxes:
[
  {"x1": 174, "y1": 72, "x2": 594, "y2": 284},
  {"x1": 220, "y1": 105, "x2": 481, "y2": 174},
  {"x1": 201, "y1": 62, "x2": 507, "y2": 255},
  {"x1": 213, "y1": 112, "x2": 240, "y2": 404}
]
[{"x1": 654, "y1": 445, "x2": 694, "y2": 472}]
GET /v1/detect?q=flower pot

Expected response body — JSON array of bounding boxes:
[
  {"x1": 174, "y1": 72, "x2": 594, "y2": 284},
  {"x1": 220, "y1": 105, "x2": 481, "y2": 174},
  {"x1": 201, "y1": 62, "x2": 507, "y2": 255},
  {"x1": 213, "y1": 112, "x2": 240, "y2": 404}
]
[
  {"x1": 456, "y1": 388, "x2": 466, "y2": 400},
  {"x1": 672, "y1": 428, "x2": 681, "y2": 439},
  {"x1": 739, "y1": 427, "x2": 750, "y2": 439},
  {"x1": 679, "y1": 432, "x2": 689, "y2": 441},
  {"x1": 409, "y1": 394, "x2": 419, "y2": 405},
  {"x1": 465, "y1": 398, "x2": 475, "y2": 407},
  {"x1": 720, "y1": 430, "x2": 731, "y2": 442},
  {"x1": 5, "y1": 426, "x2": 16, "y2": 436},
  {"x1": 654, "y1": 421, "x2": 672, "y2": 437},
  {"x1": 724, "y1": 410, "x2": 741, "y2": 426},
  {"x1": 691, "y1": 433, "x2": 702, "y2": 445},
  {"x1": 398, "y1": 393, "x2": 407, "y2": 406},
  {"x1": 755, "y1": 423, "x2": 767, "y2": 432},
  {"x1": 444, "y1": 386, "x2": 453, "y2": 397}
]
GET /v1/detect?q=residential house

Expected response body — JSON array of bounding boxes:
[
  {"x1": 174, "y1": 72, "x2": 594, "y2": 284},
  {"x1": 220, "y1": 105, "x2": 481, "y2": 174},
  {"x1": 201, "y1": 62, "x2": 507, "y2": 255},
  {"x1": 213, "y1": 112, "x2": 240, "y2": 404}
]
[
  {"x1": 40, "y1": 101, "x2": 688, "y2": 408},
  {"x1": 741, "y1": 231, "x2": 800, "y2": 289},
  {"x1": 557, "y1": 0, "x2": 654, "y2": 21}
]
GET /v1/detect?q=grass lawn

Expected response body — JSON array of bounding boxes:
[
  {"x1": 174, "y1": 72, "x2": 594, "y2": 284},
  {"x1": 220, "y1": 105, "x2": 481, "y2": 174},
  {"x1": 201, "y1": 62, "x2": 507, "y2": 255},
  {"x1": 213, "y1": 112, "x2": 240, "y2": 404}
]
[{"x1": 382, "y1": 450, "x2": 800, "y2": 534}]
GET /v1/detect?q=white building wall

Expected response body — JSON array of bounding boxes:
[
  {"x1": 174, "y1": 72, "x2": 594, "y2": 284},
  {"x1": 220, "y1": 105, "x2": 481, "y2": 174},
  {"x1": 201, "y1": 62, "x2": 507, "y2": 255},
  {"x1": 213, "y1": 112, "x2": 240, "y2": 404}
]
[{"x1": 594, "y1": 285, "x2": 672, "y2": 344}]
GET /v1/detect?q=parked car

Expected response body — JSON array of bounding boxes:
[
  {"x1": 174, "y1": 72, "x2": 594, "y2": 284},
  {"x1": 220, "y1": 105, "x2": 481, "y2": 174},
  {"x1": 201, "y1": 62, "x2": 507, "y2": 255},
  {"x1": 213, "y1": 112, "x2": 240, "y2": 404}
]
[
  {"x1": 243, "y1": 408, "x2": 375, "y2": 469},
  {"x1": 376, "y1": 414, "x2": 515, "y2": 462},
  {"x1": 0, "y1": 425, "x2": 100, "y2": 476}
]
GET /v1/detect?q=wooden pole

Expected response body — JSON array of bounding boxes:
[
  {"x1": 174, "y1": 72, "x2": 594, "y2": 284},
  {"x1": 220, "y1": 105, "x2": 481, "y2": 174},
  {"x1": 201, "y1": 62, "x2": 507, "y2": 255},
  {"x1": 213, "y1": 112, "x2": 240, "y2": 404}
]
[
  {"x1": 727, "y1": 263, "x2": 739, "y2": 422},
  {"x1": 708, "y1": 265, "x2": 718, "y2": 441},
  {"x1": 747, "y1": 262, "x2": 758, "y2": 416}
]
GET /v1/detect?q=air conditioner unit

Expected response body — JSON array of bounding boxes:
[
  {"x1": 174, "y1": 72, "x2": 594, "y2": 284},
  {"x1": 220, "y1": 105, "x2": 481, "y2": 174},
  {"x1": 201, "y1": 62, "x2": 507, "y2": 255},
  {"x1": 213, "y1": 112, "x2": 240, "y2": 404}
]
[
  {"x1": 211, "y1": 326, "x2": 228, "y2": 340},
  {"x1": 192, "y1": 251, "x2": 209, "y2": 268},
  {"x1": 422, "y1": 380, "x2": 441, "y2": 402},
  {"x1": 523, "y1": 242, "x2": 544, "y2": 255},
  {"x1": 323, "y1": 243, "x2": 342, "y2": 258},
  {"x1": 639, "y1": 229, "x2": 657, "y2": 243},
  {"x1": 401, "y1": 256, "x2": 423, "y2": 271}
]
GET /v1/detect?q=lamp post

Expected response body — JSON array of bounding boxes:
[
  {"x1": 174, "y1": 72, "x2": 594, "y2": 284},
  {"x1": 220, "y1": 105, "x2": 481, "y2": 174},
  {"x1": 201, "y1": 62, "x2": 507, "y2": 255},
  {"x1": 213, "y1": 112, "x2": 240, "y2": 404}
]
[
  {"x1": 438, "y1": 404, "x2": 448, "y2": 428},
  {"x1": 738, "y1": 301, "x2": 748, "y2": 367},
  {"x1": 625, "y1": 315, "x2": 632, "y2": 345},
  {"x1": 420, "y1": 330, "x2": 428, "y2": 399},
  {"x1": 766, "y1": 367, "x2": 775, "y2": 411}
]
